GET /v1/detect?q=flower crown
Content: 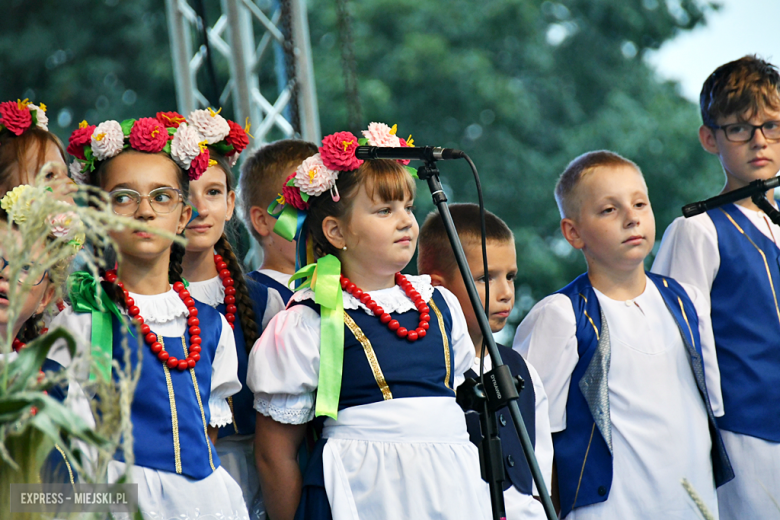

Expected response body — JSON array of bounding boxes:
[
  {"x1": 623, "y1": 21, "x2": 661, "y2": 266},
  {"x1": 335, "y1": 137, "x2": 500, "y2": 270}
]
[
  {"x1": 1, "y1": 184, "x2": 85, "y2": 252},
  {"x1": 276, "y1": 122, "x2": 415, "y2": 212},
  {"x1": 67, "y1": 108, "x2": 251, "y2": 183},
  {"x1": 0, "y1": 99, "x2": 49, "y2": 135}
]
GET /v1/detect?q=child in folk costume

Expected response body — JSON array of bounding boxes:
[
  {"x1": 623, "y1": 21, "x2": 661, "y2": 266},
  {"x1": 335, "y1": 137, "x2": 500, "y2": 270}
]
[
  {"x1": 247, "y1": 123, "x2": 491, "y2": 520},
  {"x1": 513, "y1": 151, "x2": 732, "y2": 519},
  {"x1": 418, "y1": 204, "x2": 554, "y2": 520},
  {"x1": 53, "y1": 112, "x2": 248, "y2": 518},
  {"x1": 652, "y1": 56, "x2": 780, "y2": 519},
  {"x1": 238, "y1": 139, "x2": 318, "y2": 302},
  {"x1": 180, "y1": 112, "x2": 285, "y2": 517}
]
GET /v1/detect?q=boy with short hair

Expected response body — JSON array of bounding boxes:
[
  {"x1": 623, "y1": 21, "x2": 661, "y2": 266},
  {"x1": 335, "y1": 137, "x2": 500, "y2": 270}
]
[
  {"x1": 514, "y1": 151, "x2": 732, "y2": 519},
  {"x1": 653, "y1": 55, "x2": 780, "y2": 518},
  {"x1": 238, "y1": 139, "x2": 318, "y2": 302},
  {"x1": 418, "y1": 203, "x2": 554, "y2": 520}
]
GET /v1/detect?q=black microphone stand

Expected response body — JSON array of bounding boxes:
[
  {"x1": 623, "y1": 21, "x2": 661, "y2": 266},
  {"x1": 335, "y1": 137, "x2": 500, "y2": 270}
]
[
  {"x1": 416, "y1": 159, "x2": 557, "y2": 520},
  {"x1": 682, "y1": 176, "x2": 780, "y2": 219}
]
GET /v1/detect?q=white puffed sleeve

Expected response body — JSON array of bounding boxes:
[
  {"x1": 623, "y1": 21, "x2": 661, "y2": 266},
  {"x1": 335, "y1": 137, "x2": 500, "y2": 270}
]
[
  {"x1": 527, "y1": 360, "x2": 554, "y2": 494},
  {"x1": 652, "y1": 214, "x2": 720, "y2": 301},
  {"x1": 437, "y1": 287, "x2": 477, "y2": 378},
  {"x1": 262, "y1": 288, "x2": 286, "y2": 329},
  {"x1": 680, "y1": 281, "x2": 724, "y2": 417},
  {"x1": 48, "y1": 305, "x2": 92, "y2": 381},
  {"x1": 247, "y1": 305, "x2": 322, "y2": 425},
  {"x1": 208, "y1": 313, "x2": 242, "y2": 427},
  {"x1": 512, "y1": 294, "x2": 578, "y2": 433}
]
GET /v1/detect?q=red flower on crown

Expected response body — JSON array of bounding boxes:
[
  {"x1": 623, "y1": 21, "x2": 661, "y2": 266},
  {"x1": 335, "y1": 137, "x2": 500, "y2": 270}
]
[
  {"x1": 319, "y1": 131, "x2": 363, "y2": 172},
  {"x1": 225, "y1": 120, "x2": 249, "y2": 156},
  {"x1": 281, "y1": 172, "x2": 309, "y2": 210},
  {"x1": 0, "y1": 100, "x2": 32, "y2": 136},
  {"x1": 67, "y1": 121, "x2": 97, "y2": 160},
  {"x1": 189, "y1": 148, "x2": 210, "y2": 181},
  {"x1": 129, "y1": 117, "x2": 168, "y2": 153},
  {"x1": 156, "y1": 111, "x2": 186, "y2": 129}
]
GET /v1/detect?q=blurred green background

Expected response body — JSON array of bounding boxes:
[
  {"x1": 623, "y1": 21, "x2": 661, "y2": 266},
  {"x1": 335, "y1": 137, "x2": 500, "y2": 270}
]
[{"x1": 1, "y1": 0, "x2": 730, "y2": 340}]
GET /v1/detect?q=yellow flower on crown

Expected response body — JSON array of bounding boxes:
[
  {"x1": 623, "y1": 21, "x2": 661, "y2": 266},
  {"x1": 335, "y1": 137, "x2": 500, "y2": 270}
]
[{"x1": 0, "y1": 184, "x2": 34, "y2": 223}]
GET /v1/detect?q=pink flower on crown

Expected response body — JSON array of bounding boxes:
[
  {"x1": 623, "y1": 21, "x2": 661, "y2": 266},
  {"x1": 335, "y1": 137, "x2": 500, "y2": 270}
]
[
  {"x1": 48, "y1": 212, "x2": 80, "y2": 238},
  {"x1": 282, "y1": 172, "x2": 309, "y2": 210},
  {"x1": 293, "y1": 154, "x2": 339, "y2": 197},
  {"x1": 320, "y1": 131, "x2": 363, "y2": 172},
  {"x1": 129, "y1": 117, "x2": 168, "y2": 153},
  {"x1": 90, "y1": 120, "x2": 124, "y2": 161},
  {"x1": 363, "y1": 122, "x2": 401, "y2": 148},
  {"x1": 187, "y1": 108, "x2": 230, "y2": 144},
  {"x1": 0, "y1": 100, "x2": 33, "y2": 136},
  {"x1": 28, "y1": 103, "x2": 48, "y2": 131},
  {"x1": 170, "y1": 123, "x2": 203, "y2": 170}
]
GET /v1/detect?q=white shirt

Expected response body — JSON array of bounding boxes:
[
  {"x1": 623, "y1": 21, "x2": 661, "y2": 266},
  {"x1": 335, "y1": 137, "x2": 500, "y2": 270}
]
[
  {"x1": 187, "y1": 275, "x2": 285, "y2": 330},
  {"x1": 50, "y1": 288, "x2": 241, "y2": 427},
  {"x1": 513, "y1": 276, "x2": 720, "y2": 519}
]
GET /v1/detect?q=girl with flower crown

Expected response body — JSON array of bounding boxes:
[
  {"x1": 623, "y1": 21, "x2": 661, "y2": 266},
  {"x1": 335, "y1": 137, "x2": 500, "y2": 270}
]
[
  {"x1": 52, "y1": 111, "x2": 250, "y2": 518},
  {"x1": 0, "y1": 99, "x2": 73, "y2": 199},
  {"x1": 181, "y1": 130, "x2": 285, "y2": 517},
  {"x1": 247, "y1": 123, "x2": 491, "y2": 520}
]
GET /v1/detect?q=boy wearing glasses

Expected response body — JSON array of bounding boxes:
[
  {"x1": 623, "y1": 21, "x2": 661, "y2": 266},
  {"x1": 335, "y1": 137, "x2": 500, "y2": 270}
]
[{"x1": 653, "y1": 55, "x2": 780, "y2": 518}]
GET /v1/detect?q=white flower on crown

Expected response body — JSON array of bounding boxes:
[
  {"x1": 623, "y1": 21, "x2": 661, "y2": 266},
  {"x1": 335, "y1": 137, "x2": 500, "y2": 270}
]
[
  {"x1": 69, "y1": 160, "x2": 87, "y2": 185},
  {"x1": 293, "y1": 154, "x2": 339, "y2": 197},
  {"x1": 90, "y1": 120, "x2": 124, "y2": 161},
  {"x1": 170, "y1": 123, "x2": 204, "y2": 169},
  {"x1": 363, "y1": 122, "x2": 401, "y2": 148},
  {"x1": 187, "y1": 108, "x2": 230, "y2": 144},
  {"x1": 28, "y1": 103, "x2": 48, "y2": 131}
]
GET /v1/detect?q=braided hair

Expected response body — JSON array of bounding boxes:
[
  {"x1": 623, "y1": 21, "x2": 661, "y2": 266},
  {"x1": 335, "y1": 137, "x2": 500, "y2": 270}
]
[{"x1": 215, "y1": 234, "x2": 259, "y2": 350}]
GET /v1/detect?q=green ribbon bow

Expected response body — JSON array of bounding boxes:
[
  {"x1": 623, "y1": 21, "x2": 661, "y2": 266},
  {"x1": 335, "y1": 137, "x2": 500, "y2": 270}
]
[
  {"x1": 289, "y1": 255, "x2": 344, "y2": 420},
  {"x1": 68, "y1": 271, "x2": 124, "y2": 381}
]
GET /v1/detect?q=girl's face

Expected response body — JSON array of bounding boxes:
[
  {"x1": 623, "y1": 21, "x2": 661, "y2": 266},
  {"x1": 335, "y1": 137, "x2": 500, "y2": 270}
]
[
  {"x1": 2, "y1": 140, "x2": 72, "y2": 202},
  {"x1": 0, "y1": 233, "x2": 55, "y2": 337},
  {"x1": 332, "y1": 182, "x2": 418, "y2": 280},
  {"x1": 185, "y1": 164, "x2": 235, "y2": 253},
  {"x1": 102, "y1": 152, "x2": 191, "y2": 261}
]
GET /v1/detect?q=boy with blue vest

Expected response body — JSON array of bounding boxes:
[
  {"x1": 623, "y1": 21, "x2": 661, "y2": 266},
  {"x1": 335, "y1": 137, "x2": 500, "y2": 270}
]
[
  {"x1": 239, "y1": 140, "x2": 318, "y2": 303},
  {"x1": 653, "y1": 55, "x2": 780, "y2": 519},
  {"x1": 514, "y1": 151, "x2": 733, "y2": 519},
  {"x1": 418, "y1": 203, "x2": 554, "y2": 520}
]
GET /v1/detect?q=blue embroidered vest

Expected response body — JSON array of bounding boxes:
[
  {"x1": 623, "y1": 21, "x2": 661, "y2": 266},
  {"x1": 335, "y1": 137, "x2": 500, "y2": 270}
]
[
  {"x1": 464, "y1": 344, "x2": 536, "y2": 495},
  {"x1": 554, "y1": 272, "x2": 733, "y2": 518},
  {"x1": 293, "y1": 288, "x2": 457, "y2": 409},
  {"x1": 218, "y1": 278, "x2": 269, "y2": 438},
  {"x1": 112, "y1": 300, "x2": 222, "y2": 480},
  {"x1": 248, "y1": 270, "x2": 293, "y2": 304},
  {"x1": 709, "y1": 204, "x2": 780, "y2": 441}
]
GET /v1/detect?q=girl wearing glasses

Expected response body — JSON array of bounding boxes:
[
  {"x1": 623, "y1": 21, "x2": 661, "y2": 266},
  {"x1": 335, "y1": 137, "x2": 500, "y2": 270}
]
[
  {"x1": 52, "y1": 112, "x2": 251, "y2": 518},
  {"x1": 182, "y1": 148, "x2": 285, "y2": 518}
]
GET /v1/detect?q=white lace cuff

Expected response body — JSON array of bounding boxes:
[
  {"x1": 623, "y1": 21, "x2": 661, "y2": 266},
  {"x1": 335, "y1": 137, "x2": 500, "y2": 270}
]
[
  {"x1": 208, "y1": 396, "x2": 233, "y2": 428},
  {"x1": 253, "y1": 394, "x2": 314, "y2": 425}
]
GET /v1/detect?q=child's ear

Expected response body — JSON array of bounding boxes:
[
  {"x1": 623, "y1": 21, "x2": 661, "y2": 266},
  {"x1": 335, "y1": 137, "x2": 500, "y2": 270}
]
[
  {"x1": 428, "y1": 272, "x2": 446, "y2": 287},
  {"x1": 225, "y1": 190, "x2": 236, "y2": 222},
  {"x1": 177, "y1": 204, "x2": 193, "y2": 234},
  {"x1": 35, "y1": 284, "x2": 56, "y2": 315},
  {"x1": 698, "y1": 125, "x2": 720, "y2": 155},
  {"x1": 322, "y1": 216, "x2": 346, "y2": 250},
  {"x1": 560, "y1": 218, "x2": 585, "y2": 250},
  {"x1": 250, "y1": 206, "x2": 271, "y2": 238}
]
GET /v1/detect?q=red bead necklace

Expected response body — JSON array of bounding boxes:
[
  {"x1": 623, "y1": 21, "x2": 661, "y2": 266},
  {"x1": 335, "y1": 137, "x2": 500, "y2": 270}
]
[
  {"x1": 340, "y1": 272, "x2": 431, "y2": 342},
  {"x1": 213, "y1": 253, "x2": 236, "y2": 330},
  {"x1": 105, "y1": 270, "x2": 202, "y2": 372}
]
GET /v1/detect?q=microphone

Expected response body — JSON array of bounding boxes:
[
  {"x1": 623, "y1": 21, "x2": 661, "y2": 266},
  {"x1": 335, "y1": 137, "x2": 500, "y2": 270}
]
[
  {"x1": 682, "y1": 176, "x2": 780, "y2": 218},
  {"x1": 355, "y1": 146, "x2": 466, "y2": 162}
]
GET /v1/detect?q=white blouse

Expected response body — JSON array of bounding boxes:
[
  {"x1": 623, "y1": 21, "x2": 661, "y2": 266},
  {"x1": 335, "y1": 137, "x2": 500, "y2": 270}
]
[
  {"x1": 247, "y1": 274, "x2": 476, "y2": 424},
  {"x1": 50, "y1": 288, "x2": 241, "y2": 427},
  {"x1": 187, "y1": 275, "x2": 285, "y2": 330}
]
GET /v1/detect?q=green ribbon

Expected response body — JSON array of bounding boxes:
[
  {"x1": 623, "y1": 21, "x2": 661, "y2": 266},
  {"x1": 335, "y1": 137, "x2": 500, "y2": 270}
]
[
  {"x1": 271, "y1": 204, "x2": 300, "y2": 242},
  {"x1": 290, "y1": 255, "x2": 344, "y2": 420},
  {"x1": 68, "y1": 271, "x2": 124, "y2": 381}
]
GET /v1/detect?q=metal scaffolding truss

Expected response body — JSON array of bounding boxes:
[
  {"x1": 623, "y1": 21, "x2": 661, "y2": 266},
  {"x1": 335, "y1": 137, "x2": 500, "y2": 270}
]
[{"x1": 164, "y1": 0, "x2": 321, "y2": 147}]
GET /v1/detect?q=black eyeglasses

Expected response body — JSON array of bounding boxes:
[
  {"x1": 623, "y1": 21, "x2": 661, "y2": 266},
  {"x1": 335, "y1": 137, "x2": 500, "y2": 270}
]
[
  {"x1": 108, "y1": 187, "x2": 184, "y2": 216},
  {"x1": 711, "y1": 121, "x2": 780, "y2": 143},
  {"x1": 0, "y1": 257, "x2": 49, "y2": 286}
]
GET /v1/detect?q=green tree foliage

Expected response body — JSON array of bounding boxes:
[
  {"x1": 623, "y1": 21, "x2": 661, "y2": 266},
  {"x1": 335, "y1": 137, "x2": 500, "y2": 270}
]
[{"x1": 0, "y1": 0, "x2": 725, "y2": 324}]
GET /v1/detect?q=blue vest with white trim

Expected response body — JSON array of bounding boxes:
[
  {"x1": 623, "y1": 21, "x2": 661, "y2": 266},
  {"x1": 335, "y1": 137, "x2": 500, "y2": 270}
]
[
  {"x1": 709, "y1": 204, "x2": 780, "y2": 441},
  {"x1": 112, "y1": 299, "x2": 222, "y2": 480},
  {"x1": 248, "y1": 270, "x2": 293, "y2": 303},
  {"x1": 554, "y1": 272, "x2": 733, "y2": 518},
  {"x1": 218, "y1": 278, "x2": 269, "y2": 438}
]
